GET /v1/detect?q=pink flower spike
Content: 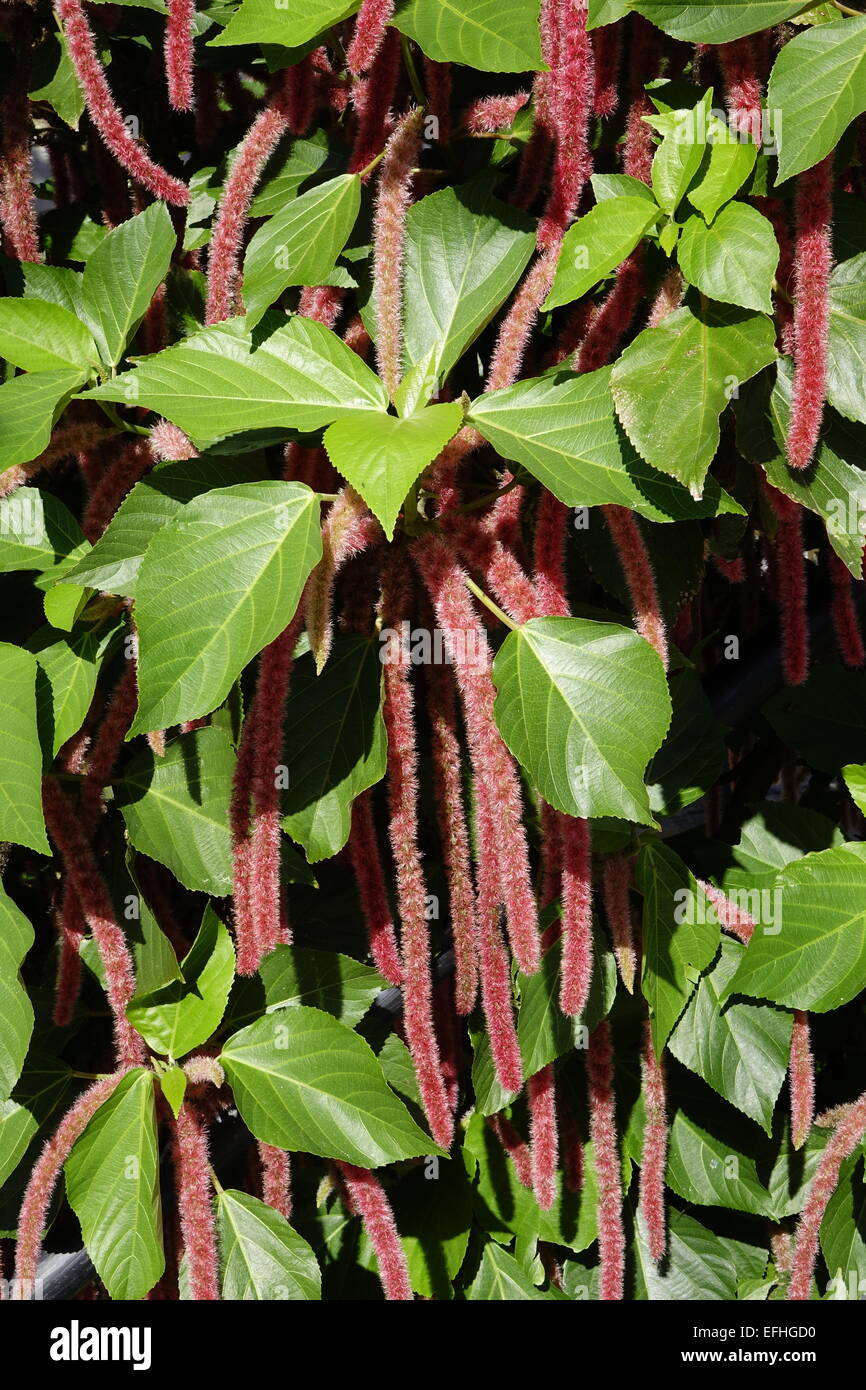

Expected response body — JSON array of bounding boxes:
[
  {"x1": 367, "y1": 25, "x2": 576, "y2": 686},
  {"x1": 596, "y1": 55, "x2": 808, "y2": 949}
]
[
  {"x1": 348, "y1": 792, "x2": 403, "y2": 986},
  {"x1": 149, "y1": 420, "x2": 199, "y2": 463},
  {"x1": 0, "y1": 75, "x2": 41, "y2": 263},
  {"x1": 174, "y1": 1105, "x2": 219, "y2": 1300},
  {"x1": 464, "y1": 92, "x2": 530, "y2": 135},
  {"x1": 528, "y1": 1064, "x2": 559, "y2": 1211},
  {"x1": 346, "y1": 0, "x2": 396, "y2": 76},
  {"x1": 788, "y1": 1088, "x2": 866, "y2": 1300},
  {"x1": 697, "y1": 879, "x2": 755, "y2": 946},
  {"x1": 348, "y1": 29, "x2": 402, "y2": 175},
  {"x1": 560, "y1": 815, "x2": 593, "y2": 1018},
  {"x1": 602, "y1": 505, "x2": 669, "y2": 668},
  {"x1": 258, "y1": 1143, "x2": 292, "y2": 1220},
  {"x1": 486, "y1": 1112, "x2": 533, "y2": 1188},
  {"x1": 337, "y1": 1163, "x2": 413, "y2": 1300},
  {"x1": 602, "y1": 853, "x2": 637, "y2": 994},
  {"x1": 537, "y1": 0, "x2": 593, "y2": 249},
  {"x1": 56, "y1": 0, "x2": 188, "y2": 205},
  {"x1": 787, "y1": 156, "x2": 833, "y2": 471},
  {"x1": 165, "y1": 0, "x2": 195, "y2": 112},
  {"x1": 587, "y1": 1020, "x2": 625, "y2": 1300},
  {"x1": 638, "y1": 1020, "x2": 668, "y2": 1263},
  {"x1": 372, "y1": 107, "x2": 424, "y2": 400},
  {"x1": 789, "y1": 1010, "x2": 815, "y2": 1152},
  {"x1": 14, "y1": 1073, "x2": 126, "y2": 1292},
  {"x1": 306, "y1": 488, "x2": 379, "y2": 672},
  {"x1": 829, "y1": 549, "x2": 865, "y2": 668}
]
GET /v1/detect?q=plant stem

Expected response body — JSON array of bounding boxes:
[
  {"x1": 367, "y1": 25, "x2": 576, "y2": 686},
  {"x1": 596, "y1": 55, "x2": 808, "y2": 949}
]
[
  {"x1": 400, "y1": 33, "x2": 427, "y2": 108},
  {"x1": 464, "y1": 576, "x2": 519, "y2": 630}
]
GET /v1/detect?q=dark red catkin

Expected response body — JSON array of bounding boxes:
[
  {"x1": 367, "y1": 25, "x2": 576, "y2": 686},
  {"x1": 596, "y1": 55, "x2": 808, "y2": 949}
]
[
  {"x1": 56, "y1": 0, "x2": 188, "y2": 205},
  {"x1": 164, "y1": 0, "x2": 195, "y2": 111},
  {"x1": 829, "y1": 549, "x2": 865, "y2": 668},
  {"x1": 258, "y1": 1143, "x2": 292, "y2": 1221},
  {"x1": 587, "y1": 1020, "x2": 625, "y2": 1300},
  {"x1": 348, "y1": 791, "x2": 403, "y2": 986},
  {"x1": 789, "y1": 1010, "x2": 815, "y2": 1152},
  {"x1": 14, "y1": 1073, "x2": 127, "y2": 1293},
  {"x1": 592, "y1": 21, "x2": 622, "y2": 118},
  {"x1": 424, "y1": 60, "x2": 452, "y2": 143},
  {"x1": 765, "y1": 485, "x2": 809, "y2": 686},
  {"x1": 622, "y1": 16, "x2": 661, "y2": 185},
  {"x1": 372, "y1": 108, "x2": 424, "y2": 400},
  {"x1": 537, "y1": 0, "x2": 594, "y2": 249},
  {"x1": 638, "y1": 1021, "x2": 668, "y2": 1263},
  {"x1": 602, "y1": 854, "x2": 637, "y2": 993},
  {"x1": 337, "y1": 1163, "x2": 412, "y2": 1300},
  {"x1": 348, "y1": 29, "x2": 402, "y2": 175},
  {"x1": 380, "y1": 553, "x2": 454, "y2": 1149},
  {"x1": 486, "y1": 1112, "x2": 533, "y2": 1188},
  {"x1": 575, "y1": 250, "x2": 645, "y2": 372},
  {"x1": 788, "y1": 1089, "x2": 866, "y2": 1299},
  {"x1": 174, "y1": 1105, "x2": 219, "y2": 1300},
  {"x1": 787, "y1": 156, "x2": 833, "y2": 471},
  {"x1": 306, "y1": 488, "x2": 379, "y2": 672},
  {"x1": 717, "y1": 36, "x2": 764, "y2": 142},
  {"x1": 528, "y1": 1065, "x2": 559, "y2": 1210},
  {"x1": 474, "y1": 785, "x2": 524, "y2": 1091},
  {"x1": 0, "y1": 67, "x2": 40, "y2": 262},
  {"x1": 602, "y1": 505, "x2": 669, "y2": 668},
  {"x1": 82, "y1": 439, "x2": 154, "y2": 542}
]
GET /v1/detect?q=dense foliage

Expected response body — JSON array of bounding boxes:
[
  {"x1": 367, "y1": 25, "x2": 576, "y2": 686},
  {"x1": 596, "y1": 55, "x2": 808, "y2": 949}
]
[{"x1": 2, "y1": 0, "x2": 866, "y2": 1304}]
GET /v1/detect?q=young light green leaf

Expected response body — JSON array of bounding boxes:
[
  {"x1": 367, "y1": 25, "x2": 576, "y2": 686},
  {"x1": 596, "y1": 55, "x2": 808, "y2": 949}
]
[
  {"x1": 392, "y1": 0, "x2": 544, "y2": 72},
  {"x1": 826, "y1": 251, "x2": 866, "y2": 426},
  {"x1": 636, "y1": 840, "x2": 720, "y2": 1055},
  {"x1": 632, "y1": 2, "x2": 806, "y2": 43},
  {"x1": 217, "y1": 1189, "x2": 321, "y2": 1300},
  {"x1": 131, "y1": 481, "x2": 321, "y2": 733},
  {"x1": 65, "y1": 1069, "x2": 164, "y2": 1301},
  {"x1": 21, "y1": 263, "x2": 85, "y2": 318},
  {"x1": 324, "y1": 402, "x2": 463, "y2": 540},
  {"x1": 0, "y1": 489, "x2": 87, "y2": 575},
  {"x1": 491, "y1": 616, "x2": 672, "y2": 826},
  {"x1": 0, "y1": 887, "x2": 34, "y2": 1102},
  {"x1": 685, "y1": 119, "x2": 757, "y2": 223},
  {"x1": 768, "y1": 16, "x2": 866, "y2": 182},
  {"x1": 467, "y1": 1242, "x2": 551, "y2": 1300},
  {"x1": 29, "y1": 31, "x2": 85, "y2": 128},
  {"x1": 43, "y1": 581, "x2": 90, "y2": 633},
  {"x1": 0, "y1": 645, "x2": 49, "y2": 854},
  {"x1": 677, "y1": 203, "x2": 778, "y2": 313},
  {"x1": 127, "y1": 907, "x2": 235, "y2": 1059},
  {"x1": 610, "y1": 300, "x2": 777, "y2": 496},
  {"x1": 0, "y1": 369, "x2": 88, "y2": 477},
  {"x1": 210, "y1": 0, "x2": 359, "y2": 48},
  {"x1": 79, "y1": 203, "x2": 176, "y2": 366},
  {"x1": 590, "y1": 172, "x2": 658, "y2": 204},
  {"x1": 220, "y1": 1006, "x2": 442, "y2": 1165},
  {"x1": 84, "y1": 317, "x2": 389, "y2": 450},
  {"x1": 158, "y1": 1065, "x2": 187, "y2": 1118},
  {"x1": 843, "y1": 764, "x2": 866, "y2": 817},
  {"x1": 281, "y1": 634, "x2": 386, "y2": 862},
  {"x1": 725, "y1": 843, "x2": 866, "y2": 1013},
  {"x1": 242, "y1": 175, "x2": 361, "y2": 326},
  {"x1": 650, "y1": 98, "x2": 711, "y2": 217},
  {"x1": 467, "y1": 365, "x2": 746, "y2": 522},
  {"x1": 0, "y1": 298, "x2": 99, "y2": 373},
  {"x1": 543, "y1": 198, "x2": 660, "y2": 311},
  {"x1": 117, "y1": 727, "x2": 236, "y2": 895},
  {"x1": 28, "y1": 624, "x2": 116, "y2": 758}
]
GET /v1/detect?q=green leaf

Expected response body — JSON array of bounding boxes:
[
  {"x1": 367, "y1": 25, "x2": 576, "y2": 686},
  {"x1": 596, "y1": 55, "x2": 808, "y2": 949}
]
[
  {"x1": 650, "y1": 97, "x2": 711, "y2": 217},
  {"x1": 281, "y1": 634, "x2": 387, "y2": 861},
  {"x1": 826, "y1": 252, "x2": 866, "y2": 426},
  {"x1": 685, "y1": 119, "x2": 757, "y2": 223},
  {"x1": 131, "y1": 481, "x2": 321, "y2": 733},
  {"x1": 117, "y1": 727, "x2": 236, "y2": 895},
  {"x1": 242, "y1": 175, "x2": 361, "y2": 326},
  {"x1": 0, "y1": 489, "x2": 87, "y2": 575},
  {"x1": 844, "y1": 763, "x2": 866, "y2": 816},
  {"x1": 725, "y1": 843, "x2": 866, "y2": 1012},
  {"x1": 0, "y1": 645, "x2": 49, "y2": 854},
  {"x1": 392, "y1": 0, "x2": 544, "y2": 72},
  {"x1": 324, "y1": 403, "x2": 463, "y2": 539},
  {"x1": 65, "y1": 1069, "x2": 164, "y2": 1301},
  {"x1": 158, "y1": 1065, "x2": 187, "y2": 1118},
  {"x1": 29, "y1": 31, "x2": 85, "y2": 128},
  {"x1": 669, "y1": 940, "x2": 793, "y2": 1133},
  {"x1": 768, "y1": 15, "x2": 866, "y2": 182},
  {"x1": 467, "y1": 365, "x2": 745, "y2": 523},
  {"x1": 632, "y1": 2, "x2": 807, "y2": 43},
  {"x1": 249, "y1": 132, "x2": 331, "y2": 217},
  {"x1": 677, "y1": 204, "x2": 778, "y2": 314},
  {"x1": 634, "y1": 1209, "x2": 768, "y2": 1301},
  {"x1": 210, "y1": 0, "x2": 359, "y2": 48},
  {"x1": 821, "y1": 1152, "x2": 866, "y2": 1296},
  {"x1": 610, "y1": 300, "x2": 777, "y2": 497},
  {"x1": 517, "y1": 925, "x2": 617, "y2": 1080},
  {"x1": 588, "y1": 0, "x2": 629, "y2": 23},
  {"x1": 492, "y1": 616, "x2": 672, "y2": 826},
  {"x1": 217, "y1": 1189, "x2": 321, "y2": 1299},
  {"x1": 220, "y1": 1006, "x2": 441, "y2": 1165},
  {"x1": 0, "y1": 887, "x2": 34, "y2": 1102},
  {"x1": 543, "y1": 198, "x2": 660, "y2": 311},
  {"x1": 0, "y1": 369, "x2": 86, "y2": 477},
  {"x1": 590, "y1": 172, "x2": 658, "y2": 205},
  {"x1": 260, "y1": 945, "x2": 385, "y2": 1026},
  {"x1": 127, "y1": 907, "x2": 235, "y2": 1058},
  {"x1": 720, "y1": 802, "x2": 844, "y2": 895},
  {"x1": 43, "y1": 582, "x2": 91, "y2": 632},
  {"x1": 80, "y1": 203, "x2": 176, "y2": 366},
  {"x1": 0, "y1": 298, "x2": 99, "y2": 373},
  {"x1": 20, "y1": 263, "x2": 84, "y2": 319},
  {"x1": 467, "y1": 1241, "x2": 550, "y2": 1299},
  {"x1": 636, "y1": 840, "x2": 720, "y2": 1054},
  {"x1": 400, "y1": 184, "x2": 535, "y2": 411},
  {"x1": 28, "y1": 625, "x2": 116, "y2": 758},
  {"x1": 85, "y1": 317, "x2": 389, "y2": 450},
  {"x1": 666, "y1": 1111, "x2": 775, "y2": 1216}
]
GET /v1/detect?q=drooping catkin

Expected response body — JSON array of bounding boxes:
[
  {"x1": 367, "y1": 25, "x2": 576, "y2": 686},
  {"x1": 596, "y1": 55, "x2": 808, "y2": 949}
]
[
  {"x1": 789, "y1": 1010, "x2": 815, "y2": 1152},
  {"x1": 337, "y1": 1163, "x2": 413, "y2": 1300},
  {"x1": 587, "y1": 1020, "x2": 625, "y2": 1300},
  {"x1": 787, "y1": 1088, "x2": 866, "y2": 1300},
  {"x1": 638, "y1": 1020, "x2": 668, "y2": 1263},
  {"x1": 786, "y1": 156, "x2": 833, "y2": 471},
  {"x1": 602, "y1": 505, "x2": 669, "y2": 668},
  {"x1": 372, "y1": 108, "x2": 424, "y2": 400},
  {"x1": 174, "y1": 1105, "x2": 219, "y2": 1300},
  {"x1": 165, "y1": 0, "x2": 195, "y2": 111}
]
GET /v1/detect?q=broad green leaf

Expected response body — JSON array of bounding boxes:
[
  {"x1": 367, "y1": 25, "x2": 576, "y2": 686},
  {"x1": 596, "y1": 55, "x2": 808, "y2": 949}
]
[
  {"x1": 65, "y1": 1069, "x2": 164, "y2": 1301},
  {"x1": 636, "y1": 840, "x2": 720, "y2": 1054},
  {"x1": 281, "y1": 635, "x2": 387, "y2": 861},
  {"x1": 543, "y1": 198, "x2": 660, "y2": 311},
  {"x1": 467, "y1": 366, "x2": 746, "y2": 523},
  {"x1": 131, "y1": 481, "x2": 321, "y2": 732},
  {"x1": 210, "y1": 0, "x2": 360, "y2": 48},
  {"x1": 400, "y1": 184, "x2": 535, "y2": 410},
  {"x1": 324, "y1": 403, "x2": 463, "y2": 539},
  {"x1": 768, "y1": 16, "x2": 866, "y2": 182},
  {"x1": 159, "y1": 1066, "x2": 187, "y2": 1118},
  {"x1": 725, "y1": 842, "x2": 866, "y2": 1012},
  {"x1": 0, "y1": 1059, "x2": 74, "y2": 1198},
  {"x1": 650, "y1": 97, "x2": 711, "y2": 217},
  {"x1": 79, "y1": 203, "x2": 176, "y2": 366},
  {"x1": 590, "y1": 172, "x2": 658, "y2": 204},
  {"x1": 0, "y1": 298, "x2": 98, "y2": 373},
  {"x1": 220, "y1": 1006, "x2": 441, "y2": 1165},
  {"x1": 610, "y1": 300, "x2": 777, "y2": 496},
  {"x1": 0, "y1": 1099, "x2": 39, "y2": 1194},
  {"x1": 43, "y1": 582, "x2": 90, "y2": 633},
  {"x1": 29, "y1": 31, "x2": 85, "y2": 128},
  {"x1": 0, "y1": 888, "x2": 34, "y2": 1102},
  {"x1": 826, "y1": 252, "x2": 866, "y2": 425},
  {"x1": 492, "y1": 616, "x2": 672, "y2": 826},
  {"x1": 242, "y1": 175, "x2": 361, "y2": 326},
  {"x1": 844, "y1": 764, "x2": 866, "y2": 816},
  {"x1": 20, "y1": 263, "x2": 84, "y2": 318},
  {"x1": 677, "y1": 204, "x2": 778, "y2": 313},
  {"x1": 85, "y1": 317, "x2": 389, "y2": 450},
  {"x1": 763, "y1": 665, "x2": 866, "y2": 773},
  {"x1": 363, "y1": 1159, "x2": 472, "y2": 1299},
  {"x1": 632, "y1": 2, "x2": 807, "y2": 43},
  {"x1": 588, "y1": 0, "x2": 629, "y2": 22},
  {"x1": 685, "y1": 119, "x2": 757, "y2": 223},
  {"x1": 127, "y1": 907, "x2": 235, "y2": 1058},
  {"x1": 669, "y1": 940, "x2": 793, "y2": 1132},
  {"x1": 392, "y1": 0, "x2": 544, "y2": 72},
  {"x1": 0, "y1": 370, "x2": 85, "y2": 477},
  {"x1": 821, "y1": 1152, "x2": 866, "y2": 1295},
  {"x1": 634, "y1": 1209, "x2": 768, "y2": 1301},
  {"x1": 28, "y1": 625, "x2": 115, "y2": 758},
  {"x1": 647, "y1": 664, "x2": 725, "y2": 815},
  {"x1": 719, "y1": 802, "x2": 844, "y2": 895},
  {"x1": 260, "y1": 946, "x2": 385, "y2": 1026},
  {"x1": 217, "y1": 1189, "x2": 321, "y2": 1300},
  {"x1": 467, "y1": 1242, "x2": 550, "y2": 1300},
  {"x1": 117, "y1": 727, "x2": 236, "y2": 895},
  {"x1": 666, "y1": 1111, "x2": 775, "y2": 1216},
  {"x1": 62, "y1": 456, "x2": 269, "y2": 597},
  {"x1": 736, "y1": 360, "x2": 866, "y2": 577},
  {"x1": 0, "y1": 645, "x2": 49, "y2": 854},
  {"x1": 249, "y1": 132, "x2": 331, "y2": 217},
  {"x1": 0, "y1": 489, "x2": 87, "y2": 575}
]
